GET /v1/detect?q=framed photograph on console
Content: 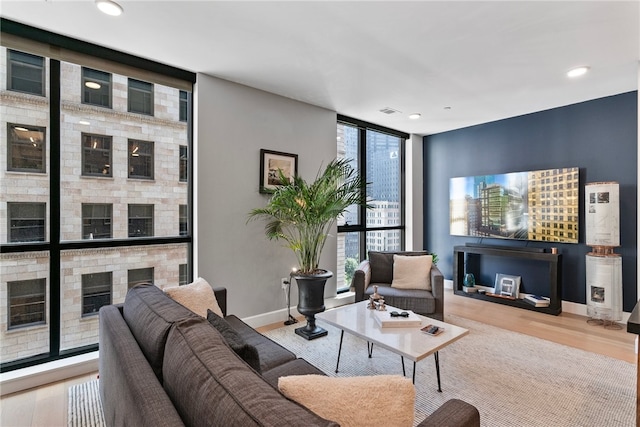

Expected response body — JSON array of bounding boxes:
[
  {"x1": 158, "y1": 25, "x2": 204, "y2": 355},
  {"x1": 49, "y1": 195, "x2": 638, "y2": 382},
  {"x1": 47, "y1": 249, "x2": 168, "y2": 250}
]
[
  {"x1": 494, "y1": 274, "x2": 521, "y2": 298},
  {"x1": 259, "y1": 149, "x2": 298, "y2": 193}
]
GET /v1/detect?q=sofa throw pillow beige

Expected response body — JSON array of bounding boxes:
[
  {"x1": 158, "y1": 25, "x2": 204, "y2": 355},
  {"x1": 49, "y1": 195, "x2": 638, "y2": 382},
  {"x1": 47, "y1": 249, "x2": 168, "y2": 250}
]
[
  {"x1": 278, "y1": 374, "x2": 414, "y2": 427},
  {"x1": 391, "y1": 254, "x2": 432, "y2": 291},
  {"x1": 164, "y1": 277, "x2": 223, "y2": 318}
]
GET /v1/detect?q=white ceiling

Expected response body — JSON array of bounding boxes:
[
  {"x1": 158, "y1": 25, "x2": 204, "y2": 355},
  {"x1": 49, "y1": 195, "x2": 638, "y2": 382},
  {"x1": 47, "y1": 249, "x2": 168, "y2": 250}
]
[{"x1": 1, "y1": 1, "x2": 638, "y2": 135}]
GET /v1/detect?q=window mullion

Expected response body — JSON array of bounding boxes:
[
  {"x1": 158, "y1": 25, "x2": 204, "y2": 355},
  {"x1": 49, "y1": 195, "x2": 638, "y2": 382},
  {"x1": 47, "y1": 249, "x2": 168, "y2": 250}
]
[{"x1": 49, "y1": 58, "x2": 61, "y2": 358}]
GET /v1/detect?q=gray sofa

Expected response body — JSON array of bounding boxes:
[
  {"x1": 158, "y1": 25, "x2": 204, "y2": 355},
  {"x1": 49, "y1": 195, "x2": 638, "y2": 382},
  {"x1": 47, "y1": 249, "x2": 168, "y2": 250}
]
[
  {"x1": 352, "y1": 251, "x2": 445, "y2": 321},
  {"x1": 99, "y1": 283, "x2": 479, "y2": 427}
]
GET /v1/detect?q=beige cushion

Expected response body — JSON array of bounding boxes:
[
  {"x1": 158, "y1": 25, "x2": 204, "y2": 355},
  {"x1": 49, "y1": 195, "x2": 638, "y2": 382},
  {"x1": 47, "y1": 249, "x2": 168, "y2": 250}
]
[
  {"x1": 164, "y1": 277, "x2": 223, "y2": 318},
  {"x1": 278, "y1": 375, "x2": 414, "y2": 427},
  {"x1": 391, "y1": 254, "x2": 432, "y2": 291}
]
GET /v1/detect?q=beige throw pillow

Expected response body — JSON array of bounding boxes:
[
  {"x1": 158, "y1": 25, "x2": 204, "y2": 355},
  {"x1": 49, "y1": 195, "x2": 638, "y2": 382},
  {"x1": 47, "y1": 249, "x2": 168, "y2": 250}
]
[
  {"x1": 164, "y1": 277, "x2": 223, "y2": 318},
  {"x1": 278, "y1": 375, "x2": 415, "y2": 427},
  {"x1": 391, "y1": 255, "x2": 432, "y2": 291}
]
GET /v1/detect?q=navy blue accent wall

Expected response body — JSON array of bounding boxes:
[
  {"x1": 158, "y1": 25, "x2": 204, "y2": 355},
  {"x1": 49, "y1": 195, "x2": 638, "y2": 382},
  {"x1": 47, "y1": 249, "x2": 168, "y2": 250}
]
[{"x1": 423, "y1": 92, "x2": 637, "y2": 312}]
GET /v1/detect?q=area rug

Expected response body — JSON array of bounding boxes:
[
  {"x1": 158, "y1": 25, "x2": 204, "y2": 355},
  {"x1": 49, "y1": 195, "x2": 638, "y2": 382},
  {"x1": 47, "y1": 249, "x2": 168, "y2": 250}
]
[
  {"x1": 68, "y1": 380, "x2": 105, "y2": 427},
  {"x1": 263, "y1": 314, "x2": 635, "y2": 427}
]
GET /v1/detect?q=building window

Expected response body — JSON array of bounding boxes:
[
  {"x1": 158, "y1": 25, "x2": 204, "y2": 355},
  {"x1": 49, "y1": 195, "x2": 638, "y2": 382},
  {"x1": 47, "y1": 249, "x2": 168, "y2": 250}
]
[
  {"x1": 82, "y1": 133, "x2": 112, "y2": 176},
  {"x1": 8, "y1": 202, "x2": 46, "y2": 243},
  {"x1": 179, "y1": 90, "x2": 188, "y2": 122},
  {"x1": 128, "y1": 204, "x2": 153, "y2": 237},
  {"x1": 81, "y1": 272, "x2": 112, "y2": 316},
  {"x1": 8, "y1": 123, "x2": 46, "y2": 173},
  {"x1": 179, "y1": 264, "x2": 188, "y2": 286},
  {"x1": 8, "y1": 278, "x2": 46, "y2": 329},
  {"x1": 7, "y1": 49, "x2": 45, "y2": 96},
  {"x1": 179, "y1": 145, "x2": 188, "y2": 182},
  {"x1": 82, "y1": 204, "x2": 112, "y2": 239},
  {"x1": 82, "y1": 67, "x2": 112, "y2": 108},
  {"x1": 128, "y1": 78, "x2": 153, "y2": 115},
  {"x1": 128, "y1": 139, "x2": 154, "y2": 179},
  {"x1": 336, "y1": 116, "x2": 406, "y2": 292},
  {"x1": 179, "y1": 204, "x2": 188, "y2": 236},
  {"x1": 128, "y1": 267, "x2": 154, "y2": 289}
]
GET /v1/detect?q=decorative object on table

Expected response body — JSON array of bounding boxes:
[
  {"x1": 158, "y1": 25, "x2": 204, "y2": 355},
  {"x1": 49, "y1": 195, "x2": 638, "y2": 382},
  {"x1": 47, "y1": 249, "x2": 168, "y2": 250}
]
[
  {"x1": 258, "y1": 149, "x2": 298, "y2": 194},
  {"x1": 372, "y1": 284, "x2": 381, "y2": 300},
  {"x1": 248, "y1": 158, "x2": 370, "y2": 340},
  {"x1": 377, "y1": 298, "x2": 386, "y2": 311},
  {"x1": 372, "y1": 309, "x2": 422, "y2": 328},
  {"x1": 524, "y1": 294, "x2": 550, "y2": 307},
  {"x1": 462, "y1": 273, "x2": 477, "y2": 293},
  {"x1": 585, "y1": 181, "x2": 622, "y2": 330},
  {"x1": 493, "y1": 273, "x2": 521, "y2": 298},
  {"x1": 421, "y1": 324, "x2": 445, "y2": 336}
]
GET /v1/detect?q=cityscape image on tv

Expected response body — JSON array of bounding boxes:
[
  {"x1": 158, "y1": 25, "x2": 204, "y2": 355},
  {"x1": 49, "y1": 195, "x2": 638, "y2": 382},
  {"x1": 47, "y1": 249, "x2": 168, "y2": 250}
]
[{"x1": 450, "y1": 167, "x2": 579, "y2": 244}]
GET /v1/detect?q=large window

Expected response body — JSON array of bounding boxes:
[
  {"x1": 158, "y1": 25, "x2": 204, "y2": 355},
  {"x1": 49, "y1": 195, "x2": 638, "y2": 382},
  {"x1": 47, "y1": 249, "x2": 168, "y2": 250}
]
[
  {"x1": 7, "y1": 123, "x2": 46, "y2": 173},
  {"x1": 7, "y1": 49, "x2": 44, "y2": 96},
  {"x1": 82, "y1": 133, "x2": 112, "y2": 176},
  {"x1": 1, "y1": 23, "x2": 194, "y2": 372},
  {"x1": 82, "y1": 67, "x2": 111, "y2": 108},
  {"x1": 336, "y1": 116, "x2": 407, "y2": 291}
]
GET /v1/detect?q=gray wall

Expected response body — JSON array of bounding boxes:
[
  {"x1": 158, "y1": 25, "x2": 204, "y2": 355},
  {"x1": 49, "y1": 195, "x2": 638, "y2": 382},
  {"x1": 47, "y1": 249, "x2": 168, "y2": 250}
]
[
  {"x1": 424, "y1": 92, "x2": 638, "y2": 311},
  {"x1": 195, "y1": 74, "x2": 337, "y2": 318}
]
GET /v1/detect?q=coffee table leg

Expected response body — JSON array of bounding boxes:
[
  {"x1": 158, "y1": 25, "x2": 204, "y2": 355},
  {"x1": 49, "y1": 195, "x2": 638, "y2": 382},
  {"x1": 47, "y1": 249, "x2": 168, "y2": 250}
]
[
  {"x1": 400, "y1": 356, "x2": 406, "y2": 376},
  {"x1": 367, "y1": 342, "x2": 373, "y2": 358},
  {"x1": 412, "y1": 361, "x2": 416, "y2": 384},
  {"x1": 335, "y1": 330, "x2": 344, "y2": 373},
  {"x1": 434, "y1": 351, "x2": 442, "y2": 392}
]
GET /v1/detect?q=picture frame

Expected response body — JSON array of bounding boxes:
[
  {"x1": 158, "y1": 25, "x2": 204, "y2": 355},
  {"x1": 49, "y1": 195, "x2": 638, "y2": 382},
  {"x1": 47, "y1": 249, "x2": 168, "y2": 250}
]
[
  {"x1": 259, "y1": 149, "x2": 298, "y2": 193},
  {"x1": 494, "y1": 273, "x2": 521, "y2": 298}
]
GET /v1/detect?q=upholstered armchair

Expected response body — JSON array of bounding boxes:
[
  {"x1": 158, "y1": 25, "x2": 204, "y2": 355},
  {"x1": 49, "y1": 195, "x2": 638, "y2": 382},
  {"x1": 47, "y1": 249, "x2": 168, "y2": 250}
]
[{"x1": 351, "y1": 251, "x2": 444, "y2": 321}]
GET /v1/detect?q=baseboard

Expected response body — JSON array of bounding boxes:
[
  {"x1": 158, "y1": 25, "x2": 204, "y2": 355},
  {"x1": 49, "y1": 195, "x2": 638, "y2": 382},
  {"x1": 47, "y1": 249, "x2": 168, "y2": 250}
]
[{"x1": 0, "y1": 351, "x2": 98, "y2": 396}]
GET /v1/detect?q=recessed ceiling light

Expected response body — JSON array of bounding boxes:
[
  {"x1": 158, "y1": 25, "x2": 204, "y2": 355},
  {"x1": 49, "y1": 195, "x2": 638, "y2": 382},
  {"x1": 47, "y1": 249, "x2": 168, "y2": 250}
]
[
  {"x1": 96, "y1": 0, "x2": 123, "y2": 16},
  {"x1": 408, "y1": 113, "x2": 421, "y2": 120},
  {"x1": 85, "y1": 81, "x2": 101, "y2": 89},
  {"x1": 567, "y1": 66, "x2": 590, "y2": 78}
]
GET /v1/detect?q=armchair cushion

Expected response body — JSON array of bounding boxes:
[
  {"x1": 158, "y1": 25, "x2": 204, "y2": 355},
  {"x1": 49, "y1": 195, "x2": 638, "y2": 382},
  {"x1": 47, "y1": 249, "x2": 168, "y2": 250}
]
[{"x1": 391, "y1": 255, "x2": 432, "y2": 291}]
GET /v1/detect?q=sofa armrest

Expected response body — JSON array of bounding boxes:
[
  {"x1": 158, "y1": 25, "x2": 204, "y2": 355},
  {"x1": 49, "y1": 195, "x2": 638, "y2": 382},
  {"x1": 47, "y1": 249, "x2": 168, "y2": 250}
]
[
  {"x1": 212, "y1": 286, "x2": 227, "y2": 316},
  {"x1": 430, "y1": 265, "x2": 444, "y2": 321},
  {"x1": 352, "y1": 260, "x2": 371, "y2": 302},
  {"x1": 416, "y1": 398, "x2": 480, "y2": 427}
]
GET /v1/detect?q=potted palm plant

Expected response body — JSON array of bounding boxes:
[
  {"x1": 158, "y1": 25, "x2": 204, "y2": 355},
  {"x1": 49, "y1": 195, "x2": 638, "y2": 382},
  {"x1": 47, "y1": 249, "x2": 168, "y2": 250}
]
[{"x1": 248, "y1": 158, "x2": 369, "y2": 339}]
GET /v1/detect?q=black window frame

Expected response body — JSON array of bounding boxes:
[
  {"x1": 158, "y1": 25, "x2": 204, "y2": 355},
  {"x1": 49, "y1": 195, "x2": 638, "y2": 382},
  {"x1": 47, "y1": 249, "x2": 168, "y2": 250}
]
[
  {"x1": 7, "y1": 123, "x2": 46, "y2": 173},
  {"x1": 7, "y1": 49, "x2": 45, "y2": 96},
  {"x1": 81, "y1": 272, "x2": 112, "y2": 317},
  {"x1": 128, "y1": 204, "x2": 154, "y2": 237},
  {"x1": 336, "y1": 115, "x2": 408, "y2": 292},
  {"x1": 179, "y1": 90, "x2": 188, "y2": 122},
  {"x1": 0, "y1": 18, "x2": 195, "y2": 373}
]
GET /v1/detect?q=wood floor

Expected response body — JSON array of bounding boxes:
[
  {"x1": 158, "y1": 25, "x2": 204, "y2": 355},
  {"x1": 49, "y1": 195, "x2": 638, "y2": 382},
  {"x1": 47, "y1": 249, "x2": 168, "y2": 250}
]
[{"x1": 1, "y1": 289, "x2": 636, "y2": 427}]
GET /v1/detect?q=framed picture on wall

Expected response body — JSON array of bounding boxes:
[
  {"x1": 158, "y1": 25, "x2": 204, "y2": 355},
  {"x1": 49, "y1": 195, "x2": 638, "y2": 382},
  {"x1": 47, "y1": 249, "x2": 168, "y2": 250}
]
[{"x1": 259, "y1": 149, "x2": 298, "y2": 193}]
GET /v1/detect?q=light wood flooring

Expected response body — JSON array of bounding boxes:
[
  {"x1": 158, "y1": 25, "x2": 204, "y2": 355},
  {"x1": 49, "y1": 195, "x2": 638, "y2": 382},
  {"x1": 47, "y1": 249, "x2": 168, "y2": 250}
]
[{"x1": 1, "y1": 289, "x2": 636, "y2": 426}]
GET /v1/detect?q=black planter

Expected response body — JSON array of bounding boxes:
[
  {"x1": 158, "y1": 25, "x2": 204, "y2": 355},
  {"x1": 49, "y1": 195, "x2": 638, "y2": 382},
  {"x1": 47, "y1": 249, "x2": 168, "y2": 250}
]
[{"x1": 293, "y1": 270, "x2": 332, "y2": 340}]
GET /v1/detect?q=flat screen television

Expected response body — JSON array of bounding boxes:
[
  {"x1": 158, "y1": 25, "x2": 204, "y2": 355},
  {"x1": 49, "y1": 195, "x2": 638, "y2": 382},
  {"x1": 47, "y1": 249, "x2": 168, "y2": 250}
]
[{"x1": 450, "y1": 167, "x2": 579, "y2": 244}]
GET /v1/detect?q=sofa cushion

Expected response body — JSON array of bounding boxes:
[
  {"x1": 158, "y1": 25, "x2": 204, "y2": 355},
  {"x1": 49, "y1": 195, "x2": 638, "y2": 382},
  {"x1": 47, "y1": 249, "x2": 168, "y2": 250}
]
[
  {"x1": 162, "y1": 318, "x2": 339, "y2": 427},
  {"x1": 123, "y1": 283, "x2": 197, "y2": 382},
  {"x1": 391, "y1": 254, "x2": 432, "y2": 290},
  {"x1": 279, "y1": 374, "x2": 415, "y2": 427},
  {"x1": 224, "y1": 314, "x2": 297, "y2": 372},
  {"x1": 369, "y1": 251, "x2": 429, "y2": 284},
  {"x1": 165, "y1": 277, "x2": 224, "y2": 318},
  {"x1": 207, "y1": 309, "x2": 261, "y2": 373}
]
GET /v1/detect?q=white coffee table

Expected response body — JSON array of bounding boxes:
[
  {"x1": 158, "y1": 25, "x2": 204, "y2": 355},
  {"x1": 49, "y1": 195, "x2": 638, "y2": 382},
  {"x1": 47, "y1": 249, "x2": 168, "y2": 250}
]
[{"x1": 315, "y1": 301, "x2": 468, "y2": 391}]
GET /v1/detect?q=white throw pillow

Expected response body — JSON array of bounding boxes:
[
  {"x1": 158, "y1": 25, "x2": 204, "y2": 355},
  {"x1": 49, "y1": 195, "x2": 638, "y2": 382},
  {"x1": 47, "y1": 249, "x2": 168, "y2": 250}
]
[
  {"x1": 164, "y1": 277, "x2": 223, "y2": 318},
  {"x1": 391, "y1": 255, "x2": 432, "y2": 291},
  {"x1": 278, "y1": 374, "x2": 415, "y2": 427}
]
